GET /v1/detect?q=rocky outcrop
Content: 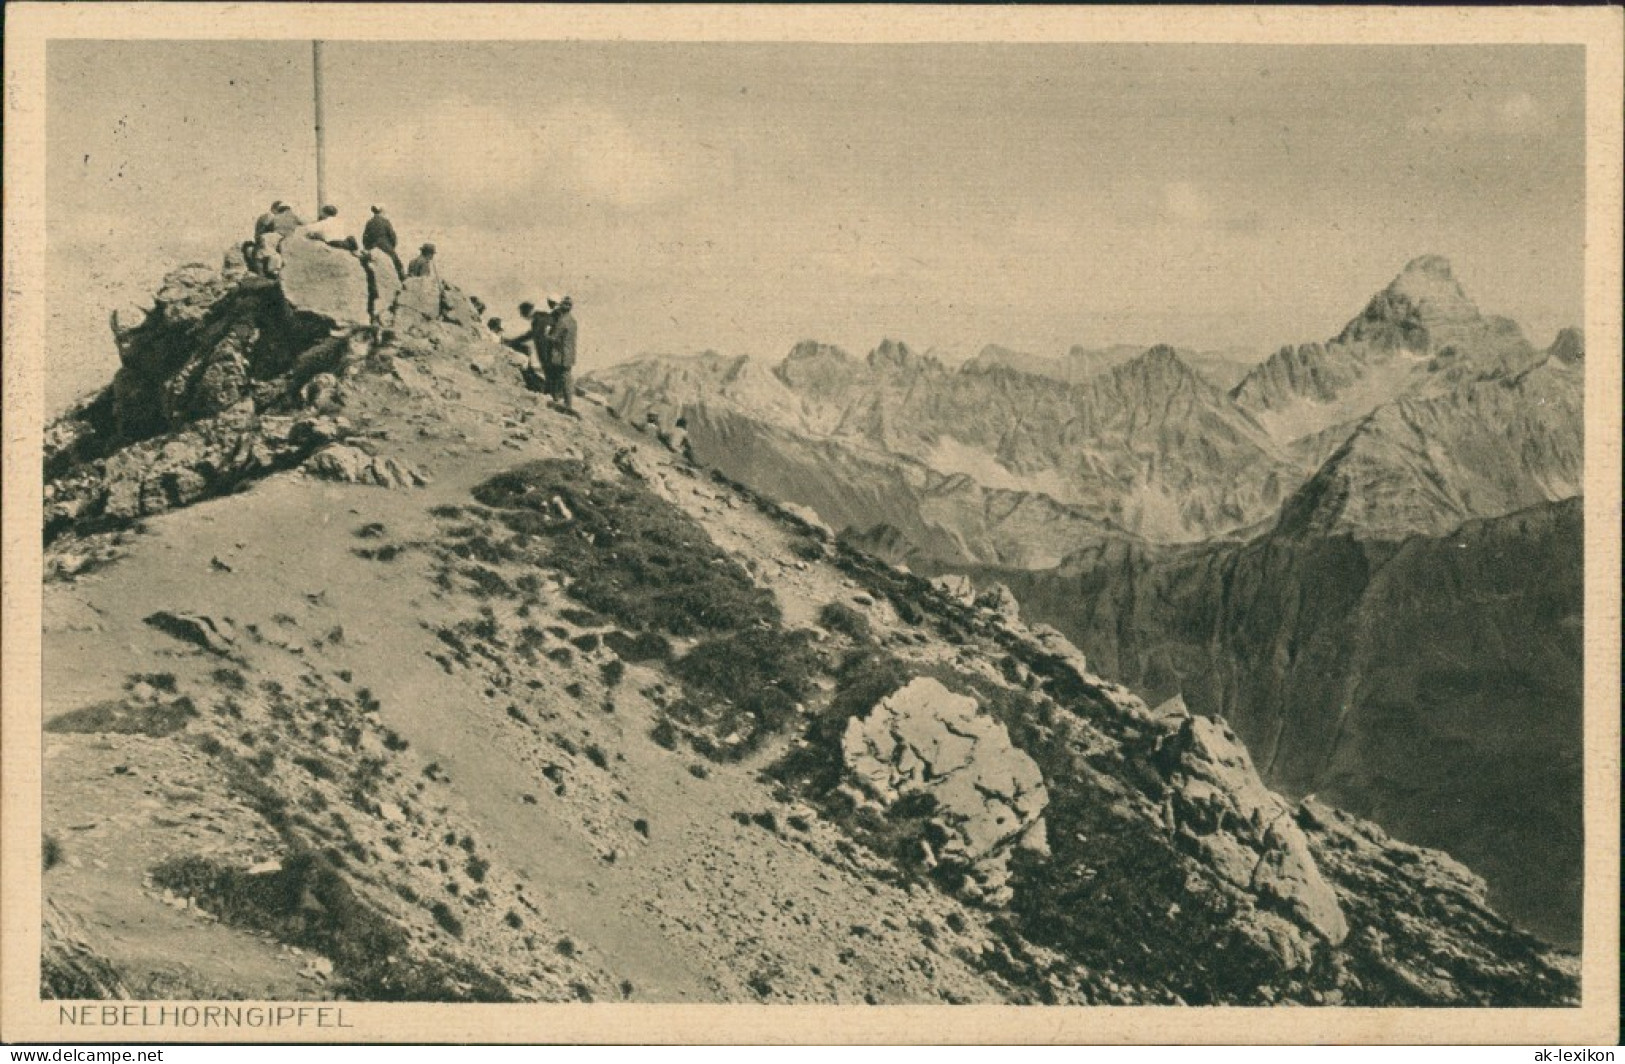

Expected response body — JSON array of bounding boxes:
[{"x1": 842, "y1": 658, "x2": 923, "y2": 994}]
[
  {"x1": 1161, "y1": 715, "x2": 1348, "y2": 947},
  {"x1": 143, "y1": 611, "x2": 240, "y2": 658},
  {"x1": 840, "y1": 677, "x2": 1049, "y2": 905},
  {"x1": 303, "y1": 444, "x2": 429, "y2": 489},
  {"x1": 45, "y1": 242, "x2": 488, "y2": 545},
  {"x1": 42, "y1": 902, "x2": 130, "y2": 1000},
  {"x1": 44, "y1": 410, "x2": 350, "y2": 542}
]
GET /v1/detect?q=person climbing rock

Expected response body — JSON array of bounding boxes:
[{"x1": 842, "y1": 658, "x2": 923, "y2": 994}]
[
  {"x1": 254, "y1": 200, "x2": 303, "y2": 276},
  {"x1": 407, "y1": 243, "x2": 438, "y2": 278},
  {"x1": 305, "y1": 205, "x2": 358, "y2": 251},
  {"x1": 362, "y1": 205, "x2": 404, "y2": 279}
]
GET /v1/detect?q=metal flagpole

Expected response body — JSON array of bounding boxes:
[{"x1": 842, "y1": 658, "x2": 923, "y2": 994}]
[{"x1": 313, "y1": 41, "x2": 327, "y2": 212}]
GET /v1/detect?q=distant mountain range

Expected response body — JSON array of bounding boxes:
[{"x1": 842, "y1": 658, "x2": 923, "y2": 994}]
[
  {"x1": 586, "y1": 255, "x2": 1586, "y2": 949},
  {"x1": 966, "y1": 342, "x2": 1261, "y2": 391}
]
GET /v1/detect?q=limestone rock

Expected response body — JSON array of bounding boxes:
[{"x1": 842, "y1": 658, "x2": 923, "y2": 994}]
[
  {"x1": 143, "y1": 611, "x2": 239, "y2": 657},
  {"x1": 1165, "y1": 715, "x2": 1348, "y2": 947},
  {"x1": 303, "y1": 444, "x2": 428, "y2": 489},
  {"x1": 930, "y1": 574, "x2": 977, "y2": 606},
  {"x1": 364, "y1": 249, "x2": 403, "y2": 324},
  {"x1": 1028, "y1": 623, "x2": 1088, "y2": 676},
  {"x1": 279, "y1": 236, "x2": 370, "y2": 327},
  {"x1": 974, "y1": 583, "x2": 1021, "y2": 621},
  {"x1": 391, "y1": 275, "x2": 443, "y2": 330},
  {"x1": 841, "y1": 676, "x2": 1048, "y2": 904}
]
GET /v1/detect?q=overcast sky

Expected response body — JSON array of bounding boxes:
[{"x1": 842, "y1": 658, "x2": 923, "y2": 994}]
[{"x1": 47, "y1": 41, "x2": 1584, "y2": 410}]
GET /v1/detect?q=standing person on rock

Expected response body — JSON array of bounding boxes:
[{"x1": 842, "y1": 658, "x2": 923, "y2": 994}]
[
  {"x1": 362, "y1": 205, "x2": 405, "y2": 279},
  {"x1": 550, "y1": 295, "x2": 578, "y2": 414}
]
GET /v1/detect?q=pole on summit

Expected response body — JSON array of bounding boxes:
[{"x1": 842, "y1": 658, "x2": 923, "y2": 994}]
[{"x1": 313, "y1": 41, "x2": 327, "y2": 213}]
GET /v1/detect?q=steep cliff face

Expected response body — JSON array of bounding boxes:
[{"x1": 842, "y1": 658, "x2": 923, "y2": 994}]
[
  {"x1": 39, "y1": 251, "x2": 1574, "y2": 1005},
  {"x1": 982, "y1": 496, "x2": 1584, "y2": 948}
]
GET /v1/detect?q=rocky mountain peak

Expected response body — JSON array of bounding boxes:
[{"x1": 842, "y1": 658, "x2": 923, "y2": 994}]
[
  {"x1": 1337, "y1": 254, "x2": 1482, "y2": 350},
  {"x1": 1112, "y1": 343, "x2": 1201, "y2": 392},
  {"x1": 866, "y1": 339, "x2": 940, "y2": 375},
  {"x1": 785, "y1": 339, "x2": 853, "y2": 364}
]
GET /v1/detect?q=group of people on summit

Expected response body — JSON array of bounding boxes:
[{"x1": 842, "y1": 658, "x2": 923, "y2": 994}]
[
  {"x1": 247, "y1": 201, "x2": 436, "y2": 282},
  {"x1": 245, "y1": 200, "x2": 581, "y2": 416}
]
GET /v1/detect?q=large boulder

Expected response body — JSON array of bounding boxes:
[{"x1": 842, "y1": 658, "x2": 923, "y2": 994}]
[
  {"x1": 841, "y1": 676, "x2": 1049, "y2": 904},
  {"x1": 278, "y1": 236, "x2": 370, "y2": 327},
  {"x1": 1163, "y1": 715, "x2": 1348, "y2": 948},
  {"x1": 302, "y1": 444, "x2": 428, "y2": 489},
  {"x1": 391, "y1": 275, "x2": 443, "y2": 332}
]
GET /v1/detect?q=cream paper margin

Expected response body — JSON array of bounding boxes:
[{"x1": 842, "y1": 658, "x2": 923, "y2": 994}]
[{"x1": 3, "y1": 3, "x2": 1619, "y2": 1046}]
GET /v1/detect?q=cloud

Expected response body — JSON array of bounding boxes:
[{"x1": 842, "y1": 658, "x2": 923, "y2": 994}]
[
  {"x1": 1154, "y1": 182, "x2": 1260, "y2": 233},
  {"x1": 358, "y1": 96, "x2": 726, "y2": 224}
]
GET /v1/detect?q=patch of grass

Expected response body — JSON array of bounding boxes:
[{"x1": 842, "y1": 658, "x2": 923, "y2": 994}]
[
  {"x1": 661, "y1": 627, "x2": 825, "y2": 759},
  {"x1": 428, "y1": 504, "x2": 464, "y2": 519},
  {"x1": 150, "y1": 850, "x2": 507, "y2": 1000},
  {"x1": 46, "y1": 696, "x2": 199, "y2": 738},
  {"x1": 354, "y1": 522, "x2": 387, "y2": 539},
  {"x1": 461, "y1": 565, "x2": 515, "y2": 599},
  {"x1": 818, "y1": 601, "x2": 872, "y2": 643},
  {"x1": 473, "y1": 460, "x2": 777, "y2": 636},
  {"x1": 464, "y1": 856, "x2": 490, "y2": 883},
  {"x1": 292, "y1": 754, "x2": 336, "y2": 781},
  {"x1": 650, "y1": 720, "x2": 679, "y2": 750},
  {"x1": 211, "y1": 667, "x2": 249, "y2": 692},
  {"x1": 600, "y1": 659, "x2": 626, "y2": 687},
  {"x1": 43, "y1": 834, "x2": 63, "y2": 871},
  {"x1": 603, "y1": 630, "x2": 671, "y2": 663},
  {"x1": 429, "y1": 900, "x2": 464, "y2": 937}
]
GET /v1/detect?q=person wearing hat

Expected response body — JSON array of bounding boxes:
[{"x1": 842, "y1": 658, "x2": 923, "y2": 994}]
[
  {"x1": 252, "y1": 200, "x2": 304, "y2": 275},
  {"x1": 407, "y1": 242, "x2": 438, "y2": 279},
  {"x1": 362, "y1": 205, "x2": 404, "y2": 280},
  {"x1": 268, "y1": 201, "x2": 304, "y2": 237},
  {"x1": 549, "y1": 295, "x2": 578, "y2": 414}
]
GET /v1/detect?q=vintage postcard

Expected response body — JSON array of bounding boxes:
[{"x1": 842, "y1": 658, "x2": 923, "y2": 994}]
[{"x1": 3, "y1": 3, "x2": 1620, "y2": 1045}]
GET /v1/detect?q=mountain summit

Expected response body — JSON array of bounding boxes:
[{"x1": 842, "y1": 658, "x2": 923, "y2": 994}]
[
  {"x1": 1232, "y1": 256, "x2": 1544, "y2": 442},
  {"x1": 1336, "y1": 255, "x2": 1483, "y2": 350},
  {"x1": 40, "y1": 244, "x2": 1577, "y2": 1005}
]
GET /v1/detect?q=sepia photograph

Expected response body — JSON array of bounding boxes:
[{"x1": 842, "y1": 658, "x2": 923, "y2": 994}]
[{"x1": 3, "y1": 3, "x2": 1620, "y2": 1047}]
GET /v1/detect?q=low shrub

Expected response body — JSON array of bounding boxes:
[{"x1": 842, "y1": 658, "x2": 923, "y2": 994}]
[
  {"x1": 46, "y1": 696, "x2": 199, "y2": 738},
  {"x1": 472, "y1": 460, "x2": 777, "y2": 636},
  {"x1": 818, "y1": 601, "x2": 872, "y2": 642}
]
